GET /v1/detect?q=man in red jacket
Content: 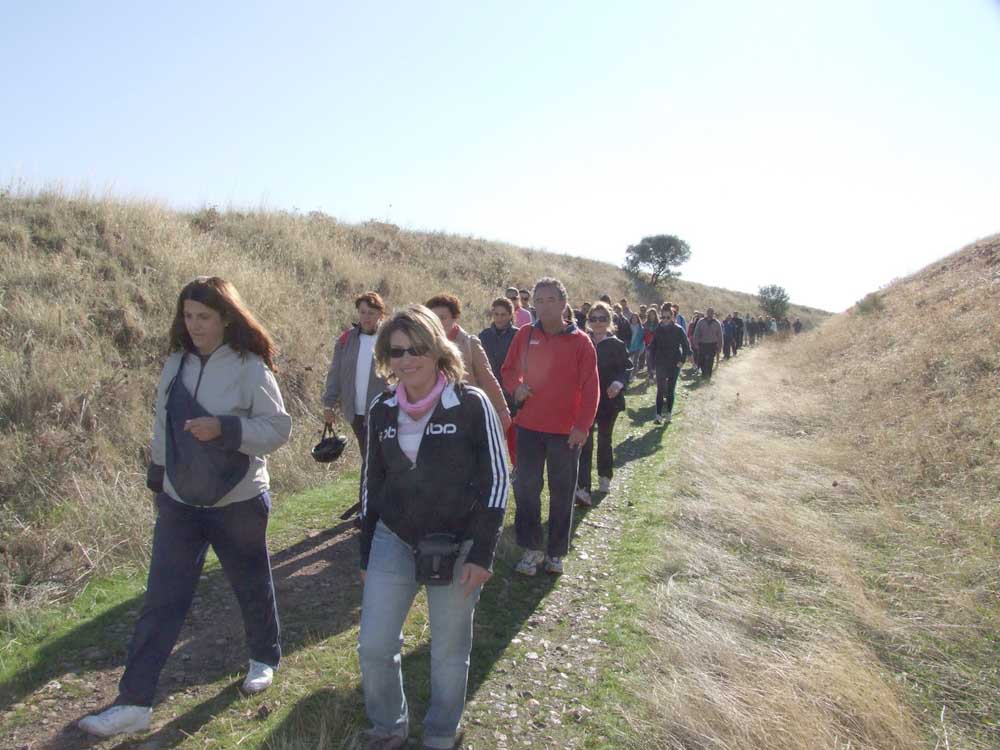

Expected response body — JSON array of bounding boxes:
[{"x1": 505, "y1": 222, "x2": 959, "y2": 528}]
[{"x1": 501, "y1": 277, "x2": 599, "y2": 576}]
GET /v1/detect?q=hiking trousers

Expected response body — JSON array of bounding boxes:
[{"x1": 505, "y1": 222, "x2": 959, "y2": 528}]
[
  {"x1": 655, "y1": 365, "x2": 681, "y2": 416},
  {"x1": 579, "y1": 413, "x2": 619, "y2": 491},
  {"x1": 117, "y1": 492, "x2": 280, "y2": 707},
  {"x1": 513, "y1": 427, "x2": 581, "y2": 557},
  {"x1": 699, "y1": 343, "x2": 719, "y2": 379}
]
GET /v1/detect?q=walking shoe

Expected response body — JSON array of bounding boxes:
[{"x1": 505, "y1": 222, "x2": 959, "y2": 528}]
[
  {"x1": 664, "y1": 411, "x2": 672, "y2": 424},
  {"x1": 543, "y1": 555, "x2": 563, "y2": 575},
  {"x1": 242, "y1": 660, "x2": 274, "y2": 695},
  {"x1": 654, "y1": 414, "x2": 663, "y2": 425},
  {"x1": 78, "y1": 705, "x2": 151, "y2": 737},
  {"x1": 514, "y1": 549, "x2": 545, "y2": 576},
  {"x1": 574, "y1": 488, "x2": 592, "y2": 507},
  {"x1": 598, "y1": 476, "x2": 611, "y2": 493}
]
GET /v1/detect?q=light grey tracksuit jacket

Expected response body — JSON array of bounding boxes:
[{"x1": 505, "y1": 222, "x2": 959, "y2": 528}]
[{"x1": 150, "y1": 345, "x2": 292, "y2": 508}]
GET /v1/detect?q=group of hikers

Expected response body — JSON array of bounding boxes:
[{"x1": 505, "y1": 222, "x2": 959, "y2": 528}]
[{"x1": 78, "y1": 275, "x2": 791, "y2": 749}]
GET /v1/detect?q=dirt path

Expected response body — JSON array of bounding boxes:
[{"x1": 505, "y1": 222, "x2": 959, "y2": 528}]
[{"x1": 3, "y1": 366, "x2": 699, "y2": 750}]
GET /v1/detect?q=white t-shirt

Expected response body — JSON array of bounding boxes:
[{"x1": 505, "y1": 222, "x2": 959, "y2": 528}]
[
  {"x1": 397, "y1": 408, "x2": 435, "y2": 464},
  {"x1": 354, "y1": 333, "x2": 377, "y2": 416}
]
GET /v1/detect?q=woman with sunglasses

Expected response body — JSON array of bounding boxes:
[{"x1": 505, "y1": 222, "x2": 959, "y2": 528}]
[
  {"x1": 79, "y1": 277, "x2": 291, "y2": 738},
  {"x1": 358, "y1": 305, "x2": 509, "y2": 750},
  {"x1": 575, "y1": 301, "x2": 632, "y2": 505}
]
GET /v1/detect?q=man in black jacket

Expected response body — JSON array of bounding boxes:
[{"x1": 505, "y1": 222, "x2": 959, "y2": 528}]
[{"x1": 646, "y1": 308, "x2": 691, "y2": 424}]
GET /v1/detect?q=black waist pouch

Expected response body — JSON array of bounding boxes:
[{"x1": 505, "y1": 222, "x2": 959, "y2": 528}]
[{"x1": 414, "y1": 533, "x2": 461, "y2": 586}]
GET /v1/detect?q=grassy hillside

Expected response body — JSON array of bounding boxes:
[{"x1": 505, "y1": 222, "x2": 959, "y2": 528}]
[
  {"x1": 624, "y1": 233, "x2": 1000, "y2": 748},
  {"x1": 0, "y1": 190, "x2": 825, "y2": 610}
]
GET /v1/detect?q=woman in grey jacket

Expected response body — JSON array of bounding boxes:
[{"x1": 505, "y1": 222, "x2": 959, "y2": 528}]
[{"x1": 79, "y1": 277, "x2": 292, "y2": 738}]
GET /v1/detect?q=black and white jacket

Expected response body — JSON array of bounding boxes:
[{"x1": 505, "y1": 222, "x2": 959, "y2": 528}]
[{"x1": 360, "y1": 382, "x2": 509, "y2": 571}]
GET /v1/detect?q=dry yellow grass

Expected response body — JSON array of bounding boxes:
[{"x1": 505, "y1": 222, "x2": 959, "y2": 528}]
[
  {"x1": 0, "y1": 188, "x2": 825, "y2": 610},
  {"x1": 627, "y1": 235, "x2": 999, "y2": 748}
]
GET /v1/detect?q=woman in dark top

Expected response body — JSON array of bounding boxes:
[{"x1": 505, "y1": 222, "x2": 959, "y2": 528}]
[
  {"x1": 358, "y1": 305, "x2": 508, "y2": 750},
  {"x1": 576, "y1": 301, "x2": 631, "y2": 505}
]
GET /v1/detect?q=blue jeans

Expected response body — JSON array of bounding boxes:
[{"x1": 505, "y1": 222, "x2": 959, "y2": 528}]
[
  {"x1": 358, "y1": 522, "x2": 479, "y2": 749},
  {"x1": 118, "y1": 492, "x2": 280, "y2": 706}
]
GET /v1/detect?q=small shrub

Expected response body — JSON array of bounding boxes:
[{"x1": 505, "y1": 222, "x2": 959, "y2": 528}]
[
  {"x1": 855, "y1": 292, "x2": 884, "y2": 315},
  {"x1": 191, "y1": 205, "x2": 220, "y2": 233}
]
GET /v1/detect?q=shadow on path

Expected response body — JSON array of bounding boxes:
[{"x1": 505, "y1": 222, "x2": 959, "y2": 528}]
[{"x1": 3, "y1": 519, "x2": 364, "y2": 749}]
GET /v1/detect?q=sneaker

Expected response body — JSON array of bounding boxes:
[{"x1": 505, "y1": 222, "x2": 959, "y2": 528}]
[
  {"x1": 514, "y1": 549, "x2": 545, "y2": 576},
  {"x1": 543, "y1": 555, "x2": 563, "y2": 575},
  {"x1": 664, "y1": 411, "x2": 672, "y2": 424},
  {"x1": 242, "y1": 660, "x2": 274, "y2": 695},
  {"x1": 598, "y1": 476, "x2": 611, "y2": 493},
  {"x1": 654, "y1": 414, "x2": 663, "y2": 425},
  {"x1": 78, "y1": 705, "x2": 151, "y2": 737},
  {"x1": 574, "y1": 488, "x2": 592, "y2": 507}
]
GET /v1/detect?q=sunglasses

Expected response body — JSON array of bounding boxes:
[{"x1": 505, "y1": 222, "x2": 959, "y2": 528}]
[
  {"x1": 388, "y1": 345, "x2": 429, "y2": 359},
  {"x1": 588, "y1": 315, "x2": 609, "y2": 323}
]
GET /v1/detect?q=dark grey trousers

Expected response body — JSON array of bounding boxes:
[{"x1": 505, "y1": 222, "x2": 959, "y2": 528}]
[{"x1": 513, "y1": 427, "x2": 581, "y2": 557}]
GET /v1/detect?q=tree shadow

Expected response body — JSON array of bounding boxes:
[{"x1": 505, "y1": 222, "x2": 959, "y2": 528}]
[{"x1": 2, "y1": 520, "x2": 365, "y2": 748}]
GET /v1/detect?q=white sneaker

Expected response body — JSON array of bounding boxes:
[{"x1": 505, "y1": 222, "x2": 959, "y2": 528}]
[
  {"x1": 654, "y1": 414, "x2": 663, "y2": 425},
  {"x1": 664, "y1": 411, "x2": 672, "y2": 424},
  {"x1": 574, "y1": 488, "x2": 592, "y2": 507},
  {"x1": 598, "y1": 476, "x2": 611, "y2": 493},
  {"x1": 242, "y1": 660, "x2": 274, "y2": 695},
  {"x1": 79, "y1": 705, "x2": 151, "y2": 737},
  {"x1": 514, "y1": 549, "x2": 545, "y2": 576}
]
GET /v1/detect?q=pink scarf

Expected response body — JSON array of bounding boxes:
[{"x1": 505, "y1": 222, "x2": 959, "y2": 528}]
[{"x1": 397, "y1": 371, "x2": 447, "y2": 418}]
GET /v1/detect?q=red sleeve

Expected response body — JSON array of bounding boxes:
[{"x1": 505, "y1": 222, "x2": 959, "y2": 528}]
[
  {"x1": 573, "y1": 335, "x2": 600, "y2": 433},
  {"x1": 500, "y1": 326, "x2": 528, "y2": 394}
]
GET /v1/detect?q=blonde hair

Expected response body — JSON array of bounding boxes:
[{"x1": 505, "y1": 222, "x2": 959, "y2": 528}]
[{"x1": 374, "y1": 305, "x2": 466, "y2": 384}]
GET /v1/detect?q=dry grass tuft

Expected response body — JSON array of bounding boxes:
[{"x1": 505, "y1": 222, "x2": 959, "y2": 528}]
[{"x1": 628, "y1": 233, "x2": 1000, "y2": 748}]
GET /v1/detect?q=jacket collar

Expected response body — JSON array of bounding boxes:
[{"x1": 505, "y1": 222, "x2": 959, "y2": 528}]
[
  {"x1": 384, "y1": 381, "x2": 461, "y2": 410},
  {"x1": 532, "y1": 319, "x2": 578, "y2": 335}
]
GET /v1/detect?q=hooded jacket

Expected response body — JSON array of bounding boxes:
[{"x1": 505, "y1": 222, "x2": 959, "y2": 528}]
[
  {"x1": 500, "y1": 320, "x2": 599, "y2": 435},
  {"x1": 148, "y1": 345, "x2": 292, "y2": 508}
]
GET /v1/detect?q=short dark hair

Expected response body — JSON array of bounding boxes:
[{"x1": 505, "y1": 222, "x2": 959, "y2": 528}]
[
  {"x1": 425, "y1": 293, "x2": 461, "y2": 318},
  {"x1": 355, "y1": 291, "x2": 386, "y2": 313},
  {"x1": 599, "y1": 294, "x2": 612, "y2": 304},
  {"x1": 491, "y1": 297, "x2": 513, "y2": 314}
]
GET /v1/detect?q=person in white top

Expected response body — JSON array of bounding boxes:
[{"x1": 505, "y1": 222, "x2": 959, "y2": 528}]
[{"x1": 322, "y1": 293, "x2": 389, "y2": 512}]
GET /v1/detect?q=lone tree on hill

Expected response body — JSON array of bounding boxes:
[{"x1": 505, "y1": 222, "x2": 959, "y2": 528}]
[
  {"x1": 758, "y1": 284, "x2": 790, "y2": 319},
  {"x1": 623, "y1": 234, "x2": 691, "y2": 289}
]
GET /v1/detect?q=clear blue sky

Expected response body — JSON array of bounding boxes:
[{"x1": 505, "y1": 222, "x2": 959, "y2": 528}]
[{"x1": 3, "y1": 1, "x2": 999, "y2": 311}]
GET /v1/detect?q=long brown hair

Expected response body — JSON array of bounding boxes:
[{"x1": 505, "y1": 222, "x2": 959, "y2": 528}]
[{"x1": 169, "y1": 276, "x2": 278, "y2": 371}]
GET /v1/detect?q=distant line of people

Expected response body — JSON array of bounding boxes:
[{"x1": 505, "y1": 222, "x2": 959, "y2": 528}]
[{"x1": 79, "y1": 274, "x2": 799, "y2": 749}]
